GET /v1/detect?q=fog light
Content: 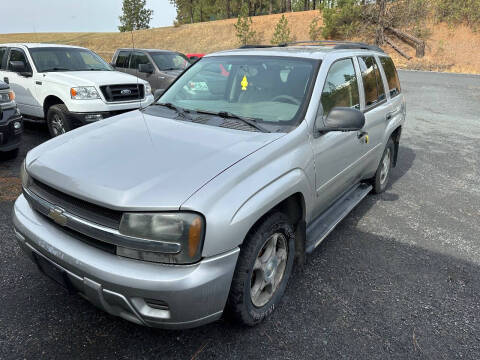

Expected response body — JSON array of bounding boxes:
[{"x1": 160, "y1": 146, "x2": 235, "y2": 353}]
[
  {"x1": 13, "y1": 121, "x2": 21, "y2": 130},
  {"x1": 84, "y1": 114, "x2": 103, "y2": 121}
]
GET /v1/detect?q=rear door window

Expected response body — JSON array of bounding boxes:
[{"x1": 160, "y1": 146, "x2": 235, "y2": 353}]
[
  {"x1": 0, "y1": 47, "x2": 6, "y2": 69},
  {"x1": 379, "y1": 56, "x2": 401, "y2": 98},
  {"x1": 129, "y1": 52, "x2": 151, "y2": 71},
  {"x1": 358, "y1": 56, "x2": 386, "y2": 108},
  {"x1": 115, "y1": 51, "x2": 130, "y2": 68},
  {"x1": 321, "y1": 58, "x2": 360, "y2": 116}
]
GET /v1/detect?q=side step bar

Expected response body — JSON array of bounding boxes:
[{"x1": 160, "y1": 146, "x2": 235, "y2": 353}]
[{"x1": 305, "y1": 183, "x2": 372, "y2": 253}]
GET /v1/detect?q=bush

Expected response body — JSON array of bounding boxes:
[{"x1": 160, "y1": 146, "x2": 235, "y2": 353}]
[
  {"x1": 435, "y1": 0, "x2": 480, "y2": 27},
  {"x1": 309, "y1": 16, "x2": 323, "y2": 41},
  {"x1": 271, "y1": 14, "x2": 293, "y2": 45},
  {"x1": 234, "y1": 4, "x2": 257, "y2": 46},
  {"x1": 321, "y1": 0, "x2": 365, "y2": 39}
]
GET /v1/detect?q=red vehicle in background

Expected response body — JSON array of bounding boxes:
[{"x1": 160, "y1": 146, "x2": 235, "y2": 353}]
[
  {"x1": 186, "y1": 53, "x2": 205, "y2": 63},
  {"x1": 186, "y1": 53, "x2": 229, "y2": 77}
]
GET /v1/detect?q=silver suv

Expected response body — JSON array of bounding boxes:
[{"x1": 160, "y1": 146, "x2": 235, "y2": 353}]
[{"x1": 13, "y1": 42, "x2": 406, "y2": 329}]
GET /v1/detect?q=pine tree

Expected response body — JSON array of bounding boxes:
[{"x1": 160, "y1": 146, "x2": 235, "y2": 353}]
[
  {"x1": 118, "y1": 0, "x2": 153, "y2": 32},
  {"x1": 234, "y1": 4, "x2": 257, "y2": 46},
  {"x1": 271, "y1": 14, "x2": 292, "y2": 45}
]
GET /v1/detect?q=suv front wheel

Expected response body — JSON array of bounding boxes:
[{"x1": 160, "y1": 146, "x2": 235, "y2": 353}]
[
  {"x1": 226, "y1": 212, "x2": 295, "y2": 326},
  {"x1": 47, "y1": 104, "x2": 72, "y2": 137}
]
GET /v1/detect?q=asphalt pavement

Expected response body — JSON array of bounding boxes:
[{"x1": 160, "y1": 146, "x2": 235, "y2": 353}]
[{"x1": 0, "y1": 70, "x2": 479, "y2": 359}]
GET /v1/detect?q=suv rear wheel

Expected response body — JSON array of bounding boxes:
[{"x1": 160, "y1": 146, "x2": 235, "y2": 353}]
[
  {"x1": 47, "y1": 104, "x2": 72, "y2": 137},
  {"x1": 226, "y1": 212, "x2": 295, "y2": 326},
  {"x1": 371, "y1": 138, "x2": 395, "y2": 194}
]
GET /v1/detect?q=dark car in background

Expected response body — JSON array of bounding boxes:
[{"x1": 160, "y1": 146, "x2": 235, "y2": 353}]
[
  {"x1": 112, "y1": 48, "x2": 190, "y2": 92},
  {"x1": 0, "y1": 81, "x2": 22, "y2": 158}
]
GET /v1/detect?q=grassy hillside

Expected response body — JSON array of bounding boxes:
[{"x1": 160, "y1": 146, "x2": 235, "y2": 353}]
[{"x1": 1, "y1": 10, "x2": 479, "y2": 74}]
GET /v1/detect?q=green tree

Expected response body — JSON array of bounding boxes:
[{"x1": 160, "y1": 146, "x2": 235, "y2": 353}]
[
  {"x1": 234, "y1": 4, "x2": 257, "y2": 46},
  {"x1": 309, "y1": 16, "x2": 323, "y2": 40},
  {"x1": 271, "y1": 14, "x2": 293, "y2": 44},
  {"x1": 118, "y1": 0, "x2": 153, "y2": 32}
]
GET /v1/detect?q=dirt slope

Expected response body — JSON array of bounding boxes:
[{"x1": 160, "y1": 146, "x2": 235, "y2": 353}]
[{"x1": 0, "y1": 10, "x2": 479, "y2": 74}]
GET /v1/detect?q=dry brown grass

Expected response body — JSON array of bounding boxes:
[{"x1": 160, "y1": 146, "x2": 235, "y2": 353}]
[{"x1": 0, "y1": 10, "x2": 479, "y2": 74}]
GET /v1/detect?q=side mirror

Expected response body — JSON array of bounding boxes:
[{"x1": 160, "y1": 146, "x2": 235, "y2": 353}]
[
  {"x1": 9, "y1": 61, "x2": 32, "y2": 77},
  {"x1": 317, "y1": 107, "x2": 365, "y2": 133},
  {"x1": 153, "y1": 88, "x2": 164, "y2": 102},
  {"x1": 139, "y1": 63, "x2": 154, "y2": 74}
]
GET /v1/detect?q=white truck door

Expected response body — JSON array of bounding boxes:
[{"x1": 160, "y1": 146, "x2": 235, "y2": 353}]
[{"x1": 4, "y1": 47, "x2": 43, "y2": 118}]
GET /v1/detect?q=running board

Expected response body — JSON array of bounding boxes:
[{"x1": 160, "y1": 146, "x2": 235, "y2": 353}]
[{"x1": 305, "y1": 183, "x2": 372, "y2": 253}]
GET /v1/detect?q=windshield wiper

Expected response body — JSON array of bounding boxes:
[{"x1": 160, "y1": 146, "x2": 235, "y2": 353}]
[
  {"x1": 194, "y1": 109, "x2": 268, "y2": 133},
  {"x1": 42, "y1": 67, "x2": 71, "y2": 72},
  {"x1": 155, "y1": 102, "x2": 191, "y2": 120}
]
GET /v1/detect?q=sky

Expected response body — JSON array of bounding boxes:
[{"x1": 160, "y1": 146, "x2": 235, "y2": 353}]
[{"x1": 0, "y1": 0, "x2": 177, "y2": 34}]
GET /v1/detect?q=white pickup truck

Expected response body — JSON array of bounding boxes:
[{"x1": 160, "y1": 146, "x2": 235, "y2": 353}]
[{"x1": 0, "y1": 43, "x2": 154, "y2": 137}]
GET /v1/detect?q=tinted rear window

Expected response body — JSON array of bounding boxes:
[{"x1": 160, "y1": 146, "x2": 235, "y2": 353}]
[
  {"x1": 380, "y1": 56, "x2": 401, "y2": 98},
  {"x1": 115, "y1": 51, "x2": 130, "y2": 68},
  {"x1": 358, "y1": 56, "x2": 386, "y2": 107}
]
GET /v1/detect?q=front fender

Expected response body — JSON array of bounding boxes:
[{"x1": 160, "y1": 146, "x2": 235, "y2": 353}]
[{"x1": 181, "y1": 123, "x2": 315, "y2": 257}]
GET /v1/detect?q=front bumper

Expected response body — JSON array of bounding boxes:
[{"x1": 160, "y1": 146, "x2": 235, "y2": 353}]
[
  {"x1": 67, "y1": 95, "x2": 154, "y2": 114},
  {"x1": 0, "y1": 109, "x2": 22, "y2": 152},
  {"x1": 13, "y1": 195, "x2": 239, "y2": 329}
]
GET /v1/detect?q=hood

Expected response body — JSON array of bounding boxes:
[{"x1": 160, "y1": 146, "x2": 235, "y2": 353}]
[
  {"x1": 26, "y1": 111, "x2": 283, "y2": 210},
  {"x1": 43, "y1": 71, "x2": 147, "y2": 87}
]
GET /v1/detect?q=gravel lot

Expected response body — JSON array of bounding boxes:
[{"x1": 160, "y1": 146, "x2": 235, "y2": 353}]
[{"x1": 1, "y1": 70, "x2": 479, "y2": 359}]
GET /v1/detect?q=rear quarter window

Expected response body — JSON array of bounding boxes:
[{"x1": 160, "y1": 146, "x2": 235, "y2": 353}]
[
  {"x1": 379, "y1": 56, "x2": 401, "y2": 98},
  {"x1": 358, "y1": 56, "x2": 386, "y2": 108}
]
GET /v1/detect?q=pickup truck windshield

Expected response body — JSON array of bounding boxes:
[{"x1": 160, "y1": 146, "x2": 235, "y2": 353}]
[
  {"x1": 155, "y1": 56, "x2": 316, "y2": 130},
  {"x1": 150, "y1": 52, "x2": 190, "y2": 71},
  {"x1": 29, "y1": 47, "x2": 113, "y2": 72}
]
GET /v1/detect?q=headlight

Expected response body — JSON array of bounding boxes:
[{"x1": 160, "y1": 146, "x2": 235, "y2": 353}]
[
  {"x1": 145, "y1": 83, "x2": 152, "y2": 96},
  {"x1": 20, "y1": 160, "x2": 32, "y2": 189},
  {"x1": 0, "y1": 90, "x2": 14, "y2": 103},
  {"x1": 70, "y1": 86, "x2": 100, "y2": 100},
  {"x1": 118, "y1": 212, "x2": 205, "y2": 264}
]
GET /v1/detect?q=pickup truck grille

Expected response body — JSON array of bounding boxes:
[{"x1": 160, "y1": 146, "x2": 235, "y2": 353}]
[
  {"x1": 28, "y1": 178, "x2": 122, "y2": 229},
  {"x1": 100, "y1": 84, "x2": 145, "y2": 102}
]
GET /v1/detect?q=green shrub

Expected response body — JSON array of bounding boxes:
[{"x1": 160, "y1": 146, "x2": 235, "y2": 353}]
[
  {"x1": 321, "y1": 0, "x2": 364, "y2": 39},
  {"x1": 309, "y1": 16, "x2": 323, "y2": 41},
  {"x1": 435, "y1": 0, "x2": 480, "y2": 27},
  {"x1": 234, "y1": 4, "x2": 257, "y2": 46},
  {"x1": 271, "y1": 15, "x2": 293, "y2": 45}
]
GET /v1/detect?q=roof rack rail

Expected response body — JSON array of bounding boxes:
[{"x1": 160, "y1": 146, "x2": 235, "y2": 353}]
[
  {"x1": 238, "y1": 44, "x2": 287, "y2": 49},
  {"x1": 288, "y1": 40, "x2": 385, "y2": 53},
  {"x1": 238, "y1": 41, "x2": 384, "y2": 53}
]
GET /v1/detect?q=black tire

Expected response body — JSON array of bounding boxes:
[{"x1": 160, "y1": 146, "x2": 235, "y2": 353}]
[
  {"x1": 371, "y1": 138, "x2": 395, "y2": 194},
  {"x1": 47, "y1": 104, "x2": 72, "y2": 138},
  {"x1": 0, "y1": 148, "x2": 19, "y2": 160},
  {"x1": 226, "y1": 212, "x2": 295, "y2": 326}
]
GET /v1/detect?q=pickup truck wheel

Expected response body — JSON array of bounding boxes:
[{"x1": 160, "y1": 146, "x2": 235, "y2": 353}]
[
  {"x1": 47, "y1": 104, "x2": 72, "y2": 137},
  {"x1": 0, "y1": 148, "x2": 19, "y2": 160},
  {"x1": 226, "y1": 212, "x2": 295, "y2": 326},
  {"x1": 372, "y1": 138, "x2": 394, "y2": 194}
]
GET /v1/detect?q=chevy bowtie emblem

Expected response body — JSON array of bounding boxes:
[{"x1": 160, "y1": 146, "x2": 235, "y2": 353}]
[
  {"x1": 120, "y1": 89, "x2": 132, "y2": 95},
  {"x1": 48, "y1": 207, "x2": 68, "y2": 226}
]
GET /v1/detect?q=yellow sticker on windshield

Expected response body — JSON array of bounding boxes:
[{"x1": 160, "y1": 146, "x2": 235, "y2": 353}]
[{"x1": 241, "y1": 75, "x2": 248, "y2": 91}]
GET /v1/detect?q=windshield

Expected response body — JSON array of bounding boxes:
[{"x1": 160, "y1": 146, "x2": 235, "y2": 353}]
[
  {"x1": 154, "y1": 56, "x2": 316, "y2": 130},
  {"x1": 29, "y1": 47, "x2": 113, "y2": 72},
  {"x1": 150, "y1": 52, "x2": 190, "y2": 71}
]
